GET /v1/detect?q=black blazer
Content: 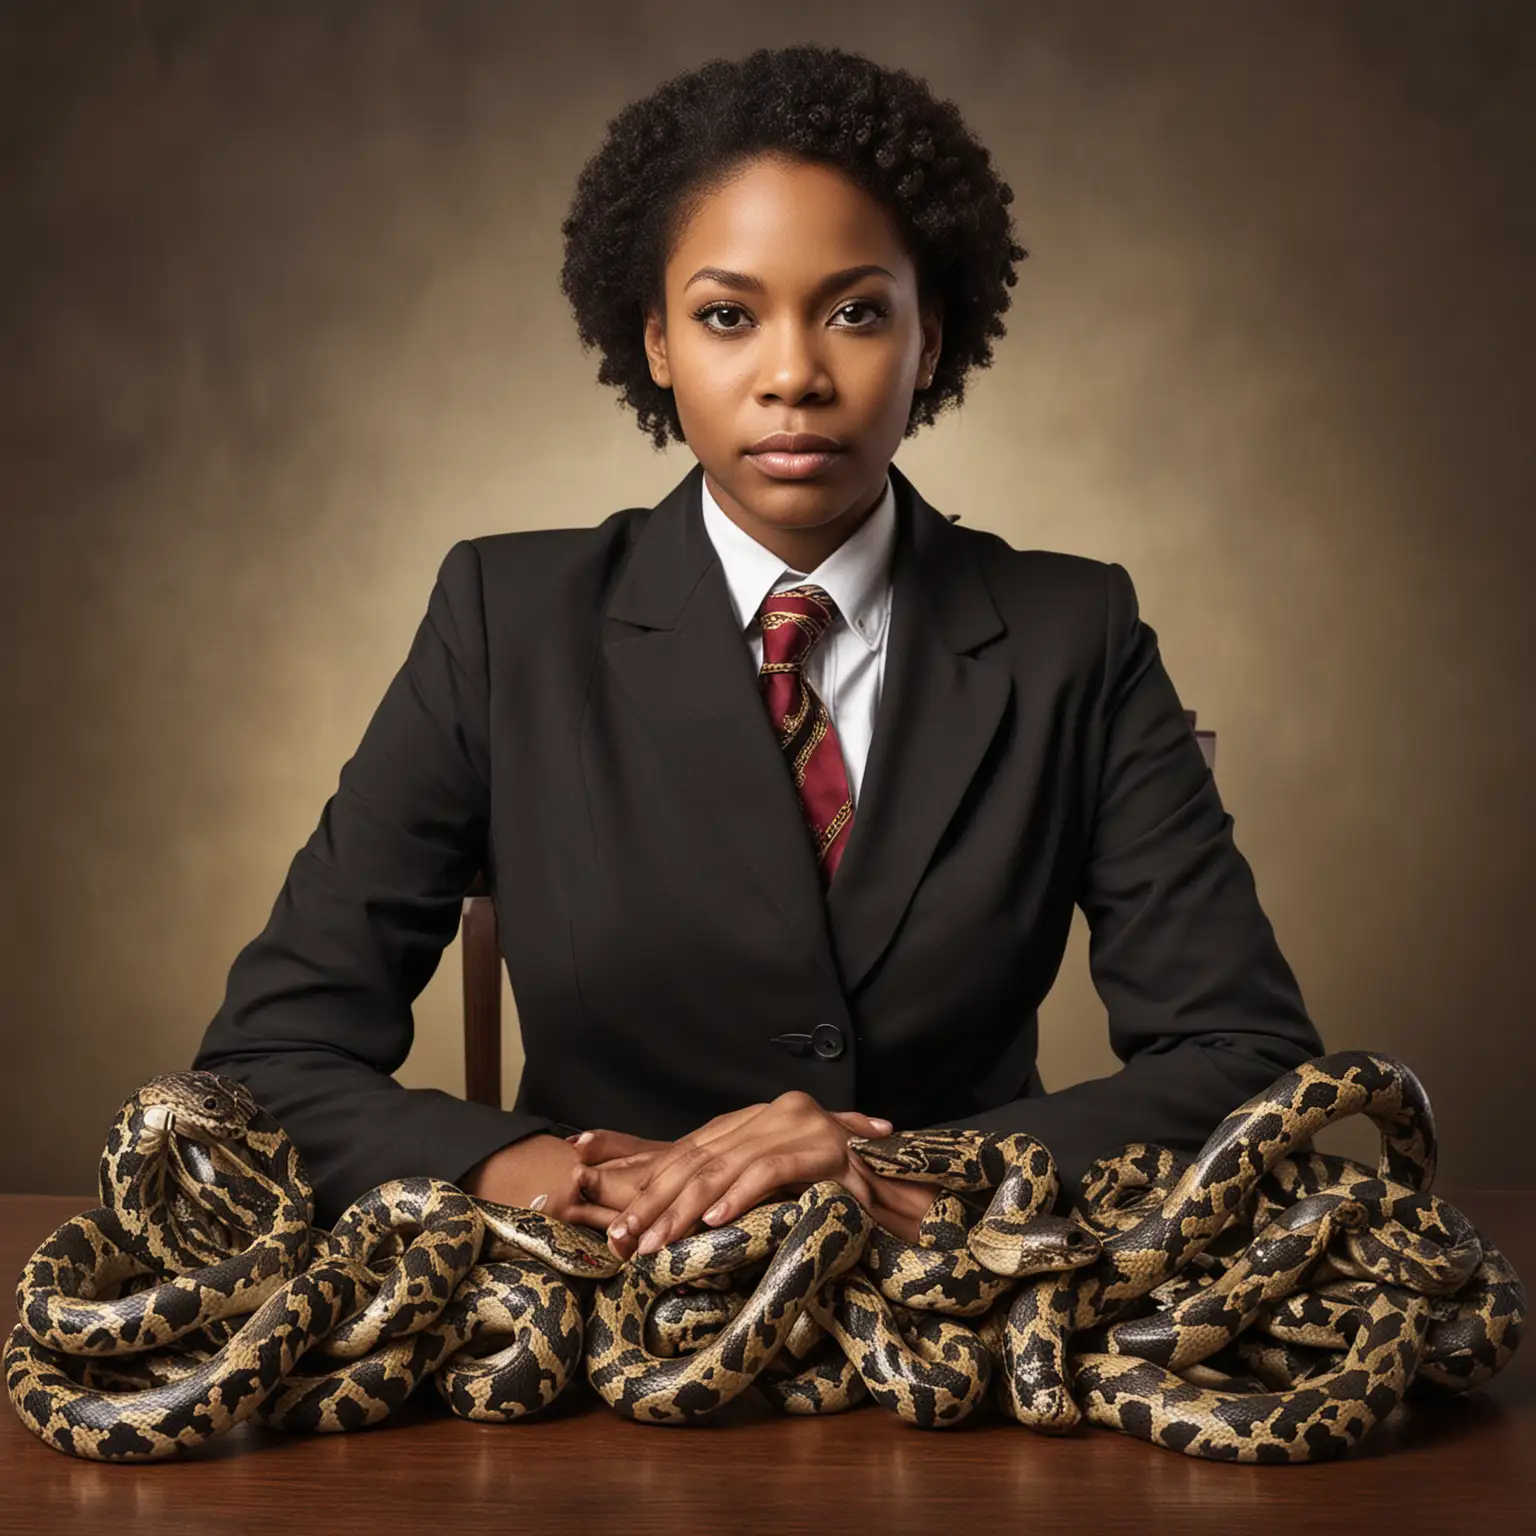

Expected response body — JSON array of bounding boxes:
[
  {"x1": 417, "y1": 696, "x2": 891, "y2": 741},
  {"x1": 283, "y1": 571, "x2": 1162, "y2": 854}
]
[{"x1": 194, "y1": 460, "x2": 1324, "y2": 1224}]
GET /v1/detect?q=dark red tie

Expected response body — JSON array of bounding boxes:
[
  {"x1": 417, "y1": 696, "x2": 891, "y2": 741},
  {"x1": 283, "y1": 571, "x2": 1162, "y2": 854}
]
[{"x1": 756, "y1": 584, "x2": 855, "y2": 887}]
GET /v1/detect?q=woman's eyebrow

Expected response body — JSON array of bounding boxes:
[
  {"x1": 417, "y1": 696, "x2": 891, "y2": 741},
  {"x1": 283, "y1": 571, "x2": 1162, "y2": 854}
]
[{"x1": 683, "y1": 263, "x2": 896, "y2": 296}]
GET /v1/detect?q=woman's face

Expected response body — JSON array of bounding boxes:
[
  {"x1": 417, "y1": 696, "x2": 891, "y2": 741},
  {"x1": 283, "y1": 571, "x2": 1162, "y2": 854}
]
[{"x1": 644, "y1": 153, "x2": 942, "y2": 571}]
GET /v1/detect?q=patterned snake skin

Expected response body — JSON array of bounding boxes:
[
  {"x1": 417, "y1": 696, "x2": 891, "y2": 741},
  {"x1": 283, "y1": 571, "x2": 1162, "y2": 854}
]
[{"x1": 4, "y1": 1051, "x2": 1524, "y2": 1462}]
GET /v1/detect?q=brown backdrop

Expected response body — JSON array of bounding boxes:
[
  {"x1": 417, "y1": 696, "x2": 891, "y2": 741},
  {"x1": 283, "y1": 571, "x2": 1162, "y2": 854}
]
[{"x1": 2, "y1": 1, "x2": 1532, "y2": 1196}]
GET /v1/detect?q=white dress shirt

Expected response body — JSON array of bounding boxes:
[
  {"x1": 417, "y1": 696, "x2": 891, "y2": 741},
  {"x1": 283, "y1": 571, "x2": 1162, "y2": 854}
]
[{"x1": 699, "y1": 469, "x2": 897, "y2": 808}]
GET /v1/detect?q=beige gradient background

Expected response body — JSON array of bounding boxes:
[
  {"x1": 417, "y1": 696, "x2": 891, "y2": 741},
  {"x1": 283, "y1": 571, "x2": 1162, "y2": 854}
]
[{"x1": 2, "y1": 2, "x2": 1531, "y2": 1196}]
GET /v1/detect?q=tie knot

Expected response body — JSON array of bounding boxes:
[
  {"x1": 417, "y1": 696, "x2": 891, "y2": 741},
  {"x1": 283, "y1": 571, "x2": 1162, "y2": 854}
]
[{"x1": 758, "y1": 584, "x2": 837, "y2": 671}]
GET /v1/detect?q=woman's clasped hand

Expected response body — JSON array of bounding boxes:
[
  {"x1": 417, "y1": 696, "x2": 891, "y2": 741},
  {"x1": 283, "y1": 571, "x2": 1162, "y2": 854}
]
[{"x1": 556, "y1": 1092, "x2": 900, "y2": 1259}]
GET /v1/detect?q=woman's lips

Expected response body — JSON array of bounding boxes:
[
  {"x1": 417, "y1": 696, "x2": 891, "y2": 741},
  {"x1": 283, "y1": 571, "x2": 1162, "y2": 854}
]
[{"x1": 746, "y1": 449, "x2": 845, "y2": 480}]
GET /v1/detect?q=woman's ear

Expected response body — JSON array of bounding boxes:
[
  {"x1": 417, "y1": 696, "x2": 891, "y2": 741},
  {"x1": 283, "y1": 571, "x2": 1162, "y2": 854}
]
[
  {"x1": 643, "y1": 308, "x2": 672, "y2": 389},
  {"x1": 919, "y1": 301, "x2": 944, "y2": 388}
]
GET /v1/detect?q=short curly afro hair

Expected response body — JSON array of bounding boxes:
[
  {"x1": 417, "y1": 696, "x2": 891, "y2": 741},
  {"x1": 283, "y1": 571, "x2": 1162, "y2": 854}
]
[{"x1": 559, "y1": 43, "x2": 1028, "y2": 450}]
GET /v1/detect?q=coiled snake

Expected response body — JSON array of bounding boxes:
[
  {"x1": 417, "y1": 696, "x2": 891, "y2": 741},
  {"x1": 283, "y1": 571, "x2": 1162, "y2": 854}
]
[{"x1": 4, "y1": 1050, "x2": 1524, "y2": 1462}]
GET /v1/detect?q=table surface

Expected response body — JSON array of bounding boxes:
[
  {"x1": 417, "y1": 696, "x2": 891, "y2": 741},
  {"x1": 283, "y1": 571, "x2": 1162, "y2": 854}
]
[{"x1": 2, "y1": 1191, "x2": 1531, "y2": 1535}]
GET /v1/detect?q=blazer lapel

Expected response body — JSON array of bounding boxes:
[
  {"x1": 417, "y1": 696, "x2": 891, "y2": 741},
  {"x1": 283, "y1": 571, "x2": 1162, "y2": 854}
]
[
  {"x1": 601, "y1": 459, "x2": 1011, "y2": 1000},
  {"x1": 825, "y1": 463, "x2": 1010, "y2": 994},
  {"x1": 602, "y1": 463, "x2": 841, "y2": 988}
]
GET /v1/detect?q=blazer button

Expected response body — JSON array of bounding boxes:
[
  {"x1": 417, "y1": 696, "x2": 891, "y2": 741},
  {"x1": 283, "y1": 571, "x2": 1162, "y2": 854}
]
[{"x1": 811, "y1": 1023, "x2": 846, "y2": 1060}]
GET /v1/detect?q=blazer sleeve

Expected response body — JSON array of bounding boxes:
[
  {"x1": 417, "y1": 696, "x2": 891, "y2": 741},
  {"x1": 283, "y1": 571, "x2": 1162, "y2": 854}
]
[
  {"x1": 193, "y1": 539, "x2": 569, "y2": 1225},
  {"x1": 919, "y1": 559, "x2": 1326, "y2": 1211}
]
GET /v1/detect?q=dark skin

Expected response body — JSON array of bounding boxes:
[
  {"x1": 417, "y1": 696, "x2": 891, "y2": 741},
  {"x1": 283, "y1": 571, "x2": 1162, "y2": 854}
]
[
  {"x1": 643, "y1": 151, "x2": 944, "y2": 573},
  {"x1": 471, "y1": 152, "x2": 948, "y2": 1256}
]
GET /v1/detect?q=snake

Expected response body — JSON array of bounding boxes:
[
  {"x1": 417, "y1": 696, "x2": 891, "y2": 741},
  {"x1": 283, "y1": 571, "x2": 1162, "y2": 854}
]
[{"x1": 4, "y1": 1051, "x2": 1525, "y2": 1462}]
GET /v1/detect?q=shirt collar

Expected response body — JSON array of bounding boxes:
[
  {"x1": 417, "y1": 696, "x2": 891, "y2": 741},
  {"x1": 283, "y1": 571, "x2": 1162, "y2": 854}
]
[{"x1": 699, "y1": 468, "x2": 895, "y2": 653}]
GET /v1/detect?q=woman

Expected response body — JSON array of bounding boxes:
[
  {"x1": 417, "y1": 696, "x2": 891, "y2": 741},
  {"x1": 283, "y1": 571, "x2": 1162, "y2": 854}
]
[{"x1": 193, "y1": 44, "x2": 1322, "y2": 1262}]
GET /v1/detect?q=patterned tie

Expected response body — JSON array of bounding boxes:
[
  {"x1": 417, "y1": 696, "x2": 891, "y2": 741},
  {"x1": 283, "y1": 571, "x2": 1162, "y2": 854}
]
[{"x1": 756, "y1": 584, "x2": 855, "y2": 887}]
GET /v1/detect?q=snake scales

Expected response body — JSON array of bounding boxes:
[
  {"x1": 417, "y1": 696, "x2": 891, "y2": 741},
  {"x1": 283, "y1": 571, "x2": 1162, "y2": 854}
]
[{"x1": 4, "y1": 1049, "x2": 1524, "y2": 1462}]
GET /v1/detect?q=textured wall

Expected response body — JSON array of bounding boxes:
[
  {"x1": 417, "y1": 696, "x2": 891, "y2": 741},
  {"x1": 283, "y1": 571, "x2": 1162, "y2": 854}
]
[{"x1": 2, "y1": 1, "x2": 1531, "y2": 1195}]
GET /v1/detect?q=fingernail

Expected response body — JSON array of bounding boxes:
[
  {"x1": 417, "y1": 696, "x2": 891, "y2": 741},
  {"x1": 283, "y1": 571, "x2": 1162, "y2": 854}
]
[
  {"x1": 608, "y1": 1220, "x2": 626, "y2": 1240},
  {"x1": 529, "y1": 1192, "x2": 548, "y2": 1210},
  {"x1": 574, "y1": 1131, "x2": 594, "y2": 1146},
  {"x1": 870, "y1": 1119, "x2": 893, "y2": 1133},
  {"x1": 703, "y1": 1202, "x2": 726, "y2": 1224},
  {"x1": 636, "y1": 1227, "x2": 662, "y2": 1255}
]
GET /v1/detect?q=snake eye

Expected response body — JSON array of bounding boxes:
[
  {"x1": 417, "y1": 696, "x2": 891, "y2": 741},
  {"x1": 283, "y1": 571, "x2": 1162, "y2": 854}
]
[{"x1": 202, "y1": 1097, "x2": 220, "y2": 1112}]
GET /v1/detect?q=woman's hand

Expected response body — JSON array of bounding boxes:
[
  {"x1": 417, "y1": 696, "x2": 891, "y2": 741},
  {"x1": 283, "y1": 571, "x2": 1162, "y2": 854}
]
[
  {"x1": 461, "y1": 1134, "x2": 626, "y2": 1233},
  {"x1": 584, "y1": 1092, "x2": 896, "y2": 1260},
  {"x1": 568, "y1": 1101, "x2": 885, "y2": 1231},
  {"x1": 565, "y1": 1119, "x2": 762, "y2": 1250},
  {"x1": 568, "y1": 1101, "x2": 887, "y2": 1180}
]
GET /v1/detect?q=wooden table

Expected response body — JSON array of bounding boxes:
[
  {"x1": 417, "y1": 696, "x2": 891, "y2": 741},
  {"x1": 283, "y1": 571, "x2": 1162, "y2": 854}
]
[{"x1": 2, "y1": 1192, "x2": 1531, "y2": 1535}]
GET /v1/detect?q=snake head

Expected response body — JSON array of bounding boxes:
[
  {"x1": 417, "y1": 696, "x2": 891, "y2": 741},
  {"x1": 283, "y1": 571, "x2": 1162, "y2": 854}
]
[
  {"x1": 131, "y1": 1072, "x2": 261, "y2": 1148},
  {"x1": 967, "y1": 1211, "x2": 1102, "y2": 1278}
]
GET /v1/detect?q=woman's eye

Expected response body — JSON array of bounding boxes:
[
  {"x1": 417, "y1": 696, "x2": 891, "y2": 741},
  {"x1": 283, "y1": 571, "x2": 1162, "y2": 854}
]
[
  {"x1": 834, "y1": 301, "x2": 887, "y2": 327},
  {"x1": 696, "y1": 303, "x2": 748, "y2": 332}
]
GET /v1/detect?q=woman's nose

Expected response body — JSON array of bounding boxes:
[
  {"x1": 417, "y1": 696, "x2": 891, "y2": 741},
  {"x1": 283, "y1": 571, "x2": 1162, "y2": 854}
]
[{"x1": 755, "y1": 327, "x2": 831, "y2": 402}]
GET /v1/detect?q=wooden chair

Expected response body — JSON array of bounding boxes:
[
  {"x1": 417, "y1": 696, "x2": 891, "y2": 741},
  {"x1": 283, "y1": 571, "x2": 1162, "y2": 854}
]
[
  {"x1": 459, "y1": 709, "x2": 1217, "y2": 1108},
  {"x1": 461, "y1": 870, "x2": 503, "y2": 1106}
]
